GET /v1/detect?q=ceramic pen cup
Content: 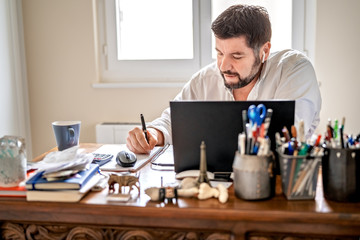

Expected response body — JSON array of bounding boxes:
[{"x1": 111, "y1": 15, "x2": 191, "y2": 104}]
[
  {"x1": 52, "y1": 121, "x2": 81, "y2": 151},
  {"x1": 322, "y1": 147, "x2": 360, "y2": 202},
  {"x1": 232, "y1": 152, "x2": 275, "y2": 200}
]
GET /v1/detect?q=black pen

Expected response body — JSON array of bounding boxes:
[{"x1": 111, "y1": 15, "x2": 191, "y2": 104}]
[{"x1": 140, "y1": 114, "x2": 149, "y2": 143}]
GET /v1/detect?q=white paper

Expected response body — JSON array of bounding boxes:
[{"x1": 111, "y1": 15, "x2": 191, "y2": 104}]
[{"x1": 95, "y1": 144, "x2": 163, "y2": 172}]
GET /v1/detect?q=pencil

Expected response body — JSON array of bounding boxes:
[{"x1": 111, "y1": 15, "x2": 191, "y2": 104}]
[{"x1": 287, "y1": 157, "x2": 297, "y2": 198}]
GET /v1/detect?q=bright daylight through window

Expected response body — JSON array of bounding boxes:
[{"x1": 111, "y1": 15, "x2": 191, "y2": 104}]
[
  {"x1": 116, "y1": 0, "x2": 193, "y2": 60},
  {"x1": 95, "y1": 0, "x2": 305, "y2": 87}
]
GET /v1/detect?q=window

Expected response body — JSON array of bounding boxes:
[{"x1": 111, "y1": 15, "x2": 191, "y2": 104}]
[
  {"x1": 94, "y1": 0, "x2": 314, "y2": 87},
  {"x1": 115, "y1": 0, "x2": 194, "y2": 60}
]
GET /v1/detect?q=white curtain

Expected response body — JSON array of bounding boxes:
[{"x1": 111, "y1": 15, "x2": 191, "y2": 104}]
[{"x1": 0, "y1": 0, "x2": 32, "y2": 159}]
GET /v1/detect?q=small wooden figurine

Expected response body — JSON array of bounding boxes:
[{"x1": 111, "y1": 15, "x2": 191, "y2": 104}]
[{"x1": 108, "y1": 173, "x2": 140, "y2": 195}]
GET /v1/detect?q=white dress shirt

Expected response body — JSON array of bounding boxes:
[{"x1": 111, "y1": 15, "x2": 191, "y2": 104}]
[{"x1": 149, "y1": 49, "x2": 322, "y2": 144}]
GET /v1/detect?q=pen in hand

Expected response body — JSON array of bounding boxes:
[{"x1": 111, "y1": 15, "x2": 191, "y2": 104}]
[{"x1": 140, "y1": 114, "x2": 149, "y2": 144}]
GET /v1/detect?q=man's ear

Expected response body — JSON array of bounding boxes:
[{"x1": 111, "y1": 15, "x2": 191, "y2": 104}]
[{"x1": 261, "y1": 42, "x2": 271, "y2": 62}]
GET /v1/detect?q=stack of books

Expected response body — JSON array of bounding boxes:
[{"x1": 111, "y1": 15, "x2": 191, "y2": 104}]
[
  {"x1": 25, "y1": 163, "x2": 100, "y2": 202},
  {"x1": 0, "y1": 184, "x2": 27, "y2": 198},
  {"x1": 0, "y1": 171, "x2": 36, "y2": 198}
]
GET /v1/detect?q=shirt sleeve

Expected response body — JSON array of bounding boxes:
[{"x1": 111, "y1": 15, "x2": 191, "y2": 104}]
[
  {"x1": 147, "y1": 74, "x2": 201, "y2": 145},
  {"x1": 273, "y1": 54, "x2": 322, "y2": 139}
]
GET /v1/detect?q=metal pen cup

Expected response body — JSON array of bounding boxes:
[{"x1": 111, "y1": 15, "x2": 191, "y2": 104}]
[
  {"x1": 322, "y1": 147, "x2": 360, "y2": 202},
  {"x1": 232, "y1": 152, "x2": 275, "y2": 200},
  {"x1": 278, "y1": 151, "x2": 321, "y2": 200}
]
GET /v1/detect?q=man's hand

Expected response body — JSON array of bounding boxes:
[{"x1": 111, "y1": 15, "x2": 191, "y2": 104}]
[{"x1": 126, "y1": 127, "x2": 164, "y2": 154}]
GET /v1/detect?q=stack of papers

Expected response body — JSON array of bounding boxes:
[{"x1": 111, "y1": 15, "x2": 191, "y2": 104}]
[
  {"x1": 26, "y1": 147, "x2": 101, "y2": 202},
  {"x1": 26, "y1": 164, "x2": 100, "y2": 202}
]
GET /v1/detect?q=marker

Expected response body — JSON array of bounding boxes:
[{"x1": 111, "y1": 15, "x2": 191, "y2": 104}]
[
  {"x1": 334, "y1": 119, "x2": 339, "y2": 140},
  {"x1": 291, "y1": 125, "x2": 298, "y2": 148},
  {"x1": 314, "y1": 134, "x2": 322, "y2": 147},
  {"x1": 140, "y1": 114, "x2": 149, "y2": 143},
  {"x1": 340, "y1": 117, "x2": 345, "y2": 148},
  {"x1": 242, "y1": 109, "x2": 248, "y2": 152},
  {"x1": 238, "y1": 133, "x2": 246, "y2": 155},
  {"x1": 282, "y1": 126, "x2": 291, "y2": 142},
  {"x1": 242, "y1": 109, "x2": 247, "y2": 133},
  {"x1": 262, "y1": 108, "x2": 273, "y2": 137}
]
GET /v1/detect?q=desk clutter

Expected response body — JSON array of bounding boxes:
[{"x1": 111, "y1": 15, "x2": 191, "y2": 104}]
[
  {"x1": 274, "y1": 117, "x2": 360, "y2": 202},
  {"x1": 145, "y1": 141, "x2": 229, "y2": 204},
  {"x1": 321, "y1": 117, "x2": 360, "y2": 202},
  {"x1": 1, "y1": 114, "x2": 360, "y2": 204},
  {"x1": 238, "y1": 104, "x2": 272, "y2": 156},
  {"x1": 275, "y1": 121, "x2": 323, "y2": 200},
  {"x1": 24, "y1": 147, "x2": 102, "y2": 202},
  {"x1": 233, "y1": 109, "x2": 360, "y2": 202},
  {"x1": 233, "y1": 104, "x2": 275, "y2": 200}
]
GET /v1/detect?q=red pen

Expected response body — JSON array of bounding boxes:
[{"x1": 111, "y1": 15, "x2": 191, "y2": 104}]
[{"x1": 314, "y1": 134, "x2": 322, "y2": 147}]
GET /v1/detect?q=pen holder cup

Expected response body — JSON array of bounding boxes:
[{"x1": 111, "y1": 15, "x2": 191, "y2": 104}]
[
  {"x1": 278, "y1": 151, "x2": 321, "y2": 200},
  {"x1": 232, "y1": 152, "x2": 275, "y2": 200},
  {"x1": 322, "y1": 148, "x2": 360, "y2": 202}
]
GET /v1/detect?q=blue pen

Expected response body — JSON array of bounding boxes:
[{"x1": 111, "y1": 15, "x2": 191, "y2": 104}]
[
  {"x1": 287, "y1": 141, "x2": 294, "y2": 155},
  {"x1": 253, "y1": 142, "x2": 259, "y2": 155},
  {"x1": 348, "y1": 135, "x2": 354, "y2": 147}
]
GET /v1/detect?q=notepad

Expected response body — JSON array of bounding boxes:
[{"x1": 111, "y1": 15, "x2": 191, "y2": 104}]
[{"x1": 96, "y1": 144, "x2": 165, "y2": 172}]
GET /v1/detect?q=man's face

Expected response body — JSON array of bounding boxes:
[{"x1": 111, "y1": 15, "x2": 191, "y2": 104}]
[{"x1": 215, "y1": 36, "x2": 262, "y2": 89}]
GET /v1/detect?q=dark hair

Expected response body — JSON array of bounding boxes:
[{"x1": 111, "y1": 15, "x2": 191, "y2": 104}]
[{"x1": 211, "y1": 4, "x2": 271, "y2": 52}]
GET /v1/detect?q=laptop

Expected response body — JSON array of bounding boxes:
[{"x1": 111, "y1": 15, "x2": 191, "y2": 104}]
[{"x1": 170, "y1": 100, "x2": 295, "y2": 173}]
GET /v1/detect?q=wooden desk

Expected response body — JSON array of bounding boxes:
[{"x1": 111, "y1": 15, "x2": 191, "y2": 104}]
[{"x1": 1, "y1": 144, "x2": 360, "y2": 240}]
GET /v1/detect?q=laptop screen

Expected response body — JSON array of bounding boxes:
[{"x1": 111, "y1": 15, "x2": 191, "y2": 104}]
[{"x1": 170, "y1": 100, "x2": 295, "y2": 173}]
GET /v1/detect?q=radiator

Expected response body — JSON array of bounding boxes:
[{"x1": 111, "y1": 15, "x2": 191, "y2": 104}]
[{"x1": 95, "y1": 122, "x2": 141, "y2": 144}]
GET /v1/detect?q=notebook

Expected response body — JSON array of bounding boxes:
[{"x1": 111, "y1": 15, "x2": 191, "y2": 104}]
[
  {"x1": 170, "y1": 100, "x2": 295, "y2": 173},
  {"x1": 26, "y1": 164, "x2": 99, "y2": 190}
]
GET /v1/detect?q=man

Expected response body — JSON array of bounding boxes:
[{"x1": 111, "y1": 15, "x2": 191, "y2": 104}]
[{"x1": 127, "y1": 4, "x2": 321, "y2": 154}]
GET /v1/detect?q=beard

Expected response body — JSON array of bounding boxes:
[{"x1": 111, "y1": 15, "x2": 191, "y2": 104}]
[{"x1": 221, "y1": 56, "x2": 262, "y2": 90}]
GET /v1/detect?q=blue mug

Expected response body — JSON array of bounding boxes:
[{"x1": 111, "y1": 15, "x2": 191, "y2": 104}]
[{"x1": 52, "y1": 121, "x2": 81, "y2": 151}]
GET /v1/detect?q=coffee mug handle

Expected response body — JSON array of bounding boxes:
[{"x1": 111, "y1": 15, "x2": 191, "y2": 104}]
[{"x1": 68, "y1": 127, "x2": 75, "y2": 145}]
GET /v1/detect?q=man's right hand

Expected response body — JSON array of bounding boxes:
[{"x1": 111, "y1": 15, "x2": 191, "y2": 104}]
[{"x1": 126, "y1": 127, "x2": 164, "y2": 154}]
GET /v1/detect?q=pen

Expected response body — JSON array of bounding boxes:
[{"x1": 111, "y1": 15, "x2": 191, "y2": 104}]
[
  {"x1": 298, "y1": 120, "x2": 305, "y2": 143},
  {"x1": 238, "y1": 132, "x2": 246, "y2": 155},
  {"x1": 282, "y1": 126, "x2": 290, "y2": 142},
  {"x1": 140, "y1": 114, "x2": 149, "y2": 143},
  {"x1": 262, "y1": 108, "x2": 273, "y2": 137},
  {"x1": 340, "y1": 117, "x2": 345, "y2": 148}
]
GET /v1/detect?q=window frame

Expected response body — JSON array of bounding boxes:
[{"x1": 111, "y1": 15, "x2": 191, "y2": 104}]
[{"x1": 93, "y1": 0, "x2": 315, "y2": 88}]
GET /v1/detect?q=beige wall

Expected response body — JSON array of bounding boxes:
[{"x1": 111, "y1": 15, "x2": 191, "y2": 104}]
[
  {"x1": 22, "y1": 0, "x2": 360, "y2": 157},
  {"x1": 315, "y1": 0, "x2": 360, "y2": 136},
  {"x1": 22, "y1": 0, "x2": 180, "y2": 157}
]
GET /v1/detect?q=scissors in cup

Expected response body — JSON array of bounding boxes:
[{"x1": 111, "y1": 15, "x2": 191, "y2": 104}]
[{"x1": 247, "y1": 104, "x2": 267, "y2": 139}]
